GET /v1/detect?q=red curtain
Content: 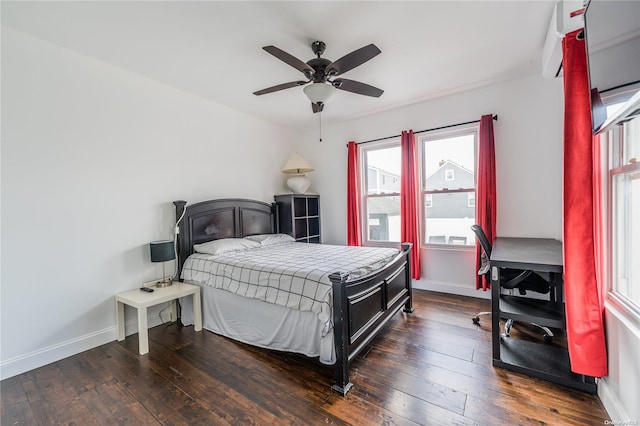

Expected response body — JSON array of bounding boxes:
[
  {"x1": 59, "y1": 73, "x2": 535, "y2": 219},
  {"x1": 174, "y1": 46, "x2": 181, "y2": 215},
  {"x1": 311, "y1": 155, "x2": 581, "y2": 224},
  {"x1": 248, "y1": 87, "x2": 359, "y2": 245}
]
[
  {"x1": 346, "y1": 141, "x2": 362, "y2": 246},
  {"x1": 400, "y1": 130, "x2": 421, "y2": 279},
  {"x1": 562, "y1": 29, "x2": 608, "y2": 377},
  {"x1": 475, "y1": 115, "x2": 497, "y2": 290}
]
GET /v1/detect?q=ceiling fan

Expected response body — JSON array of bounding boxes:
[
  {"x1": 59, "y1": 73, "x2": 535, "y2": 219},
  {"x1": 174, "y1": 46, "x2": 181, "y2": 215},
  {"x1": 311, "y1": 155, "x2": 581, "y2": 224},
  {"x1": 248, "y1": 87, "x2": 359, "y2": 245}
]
[{"x1": 253, "y1": 40, "x2": 384, "y2": 113}]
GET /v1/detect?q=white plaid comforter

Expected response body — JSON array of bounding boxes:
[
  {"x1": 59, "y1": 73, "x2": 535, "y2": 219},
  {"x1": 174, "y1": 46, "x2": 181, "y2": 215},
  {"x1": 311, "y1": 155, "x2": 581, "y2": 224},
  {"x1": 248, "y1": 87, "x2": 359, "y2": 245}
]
[{"x1": 181, "y1": 242, "x2": 400, "y2": 333}]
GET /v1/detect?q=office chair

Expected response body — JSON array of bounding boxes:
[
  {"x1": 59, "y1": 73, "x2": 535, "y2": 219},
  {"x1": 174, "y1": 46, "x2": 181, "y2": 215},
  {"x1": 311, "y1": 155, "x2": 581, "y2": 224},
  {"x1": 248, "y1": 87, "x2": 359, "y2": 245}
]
[{"x1": 470, "y1": 224, "x2": 554, "y2": 343}]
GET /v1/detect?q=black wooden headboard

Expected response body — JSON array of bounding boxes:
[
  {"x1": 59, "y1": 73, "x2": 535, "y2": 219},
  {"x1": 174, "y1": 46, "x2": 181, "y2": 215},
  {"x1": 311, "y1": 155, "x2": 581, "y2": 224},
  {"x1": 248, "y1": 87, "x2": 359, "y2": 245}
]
[{"x1": 173, "y1": 198, "x2": 276, "y2": 279}]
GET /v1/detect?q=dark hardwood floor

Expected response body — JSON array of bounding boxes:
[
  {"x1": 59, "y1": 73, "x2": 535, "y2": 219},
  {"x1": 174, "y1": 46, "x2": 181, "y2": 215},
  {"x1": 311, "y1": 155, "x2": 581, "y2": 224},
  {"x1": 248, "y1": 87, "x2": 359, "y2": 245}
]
[{"x1": 1, "y1": 290, "x2": 609, "y2": 425}]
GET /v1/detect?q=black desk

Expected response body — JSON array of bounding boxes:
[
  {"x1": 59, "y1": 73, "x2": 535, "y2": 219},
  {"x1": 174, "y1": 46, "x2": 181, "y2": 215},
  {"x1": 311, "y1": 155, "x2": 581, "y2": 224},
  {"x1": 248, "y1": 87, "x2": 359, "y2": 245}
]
[{"x1": 490, "y1": 237, "x2": 596, "y2": 393}]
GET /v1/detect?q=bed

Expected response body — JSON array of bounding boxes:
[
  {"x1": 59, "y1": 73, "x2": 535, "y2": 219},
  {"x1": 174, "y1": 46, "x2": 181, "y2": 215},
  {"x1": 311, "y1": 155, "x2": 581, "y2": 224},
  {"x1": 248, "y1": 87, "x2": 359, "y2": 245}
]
[{"x1": 173, "y1": 198, "x2": 413, "y2": 395}]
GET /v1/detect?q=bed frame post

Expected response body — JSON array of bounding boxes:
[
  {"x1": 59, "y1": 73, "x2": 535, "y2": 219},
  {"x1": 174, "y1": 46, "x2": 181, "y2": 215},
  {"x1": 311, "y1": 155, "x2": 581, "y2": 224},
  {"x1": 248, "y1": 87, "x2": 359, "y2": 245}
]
[
  {"x1": 329, "y1": 271, "x2": 353, "y2": 396},
  {"x1": 401, "y1": 242, "x2": 415, "y2": 313},
  {"x1": 174, "y1": 200, "x2": 187, "y2": 220},
  {"x1": 271, "y1": 202, "x2": 280, "y2": 233}
]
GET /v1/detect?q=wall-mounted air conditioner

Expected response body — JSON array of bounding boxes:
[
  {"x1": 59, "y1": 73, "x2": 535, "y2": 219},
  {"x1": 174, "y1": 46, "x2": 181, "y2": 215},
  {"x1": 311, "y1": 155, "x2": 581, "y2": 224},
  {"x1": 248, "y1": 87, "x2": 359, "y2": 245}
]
[{"x1": 542, "y1": 0, "x2": 587, "y2": 79}]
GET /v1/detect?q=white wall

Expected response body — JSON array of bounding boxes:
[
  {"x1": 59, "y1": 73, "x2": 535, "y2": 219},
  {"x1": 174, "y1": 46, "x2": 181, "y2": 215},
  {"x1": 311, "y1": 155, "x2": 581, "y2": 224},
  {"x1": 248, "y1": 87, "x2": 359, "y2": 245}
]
[
  {"x1": 600, "y1": 299, "x2": 640, "y2": 423},
  {"x1": 300, "y1": 73, "x2": 564, "y2": 297},
  {"x1": 0, "y1": 28, "x2": 299, "y2": 379}
]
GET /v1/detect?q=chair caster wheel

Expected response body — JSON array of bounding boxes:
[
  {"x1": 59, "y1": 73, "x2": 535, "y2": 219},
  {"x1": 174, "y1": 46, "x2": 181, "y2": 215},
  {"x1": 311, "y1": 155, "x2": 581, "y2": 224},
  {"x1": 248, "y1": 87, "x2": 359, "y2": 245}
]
[
  {"x1": 472, "y1": 316, "x2": 480, "y2": 324},
  {"x1": 544, "y1": 334, "x2": 553, "y2": 343}
]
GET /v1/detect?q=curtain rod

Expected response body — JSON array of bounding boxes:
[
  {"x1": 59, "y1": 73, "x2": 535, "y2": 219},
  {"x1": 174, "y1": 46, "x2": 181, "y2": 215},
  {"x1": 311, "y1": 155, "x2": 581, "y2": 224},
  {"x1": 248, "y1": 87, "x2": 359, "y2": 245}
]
[{"x1": 355, "y1": 114, "x2": 498, "y2": 145}]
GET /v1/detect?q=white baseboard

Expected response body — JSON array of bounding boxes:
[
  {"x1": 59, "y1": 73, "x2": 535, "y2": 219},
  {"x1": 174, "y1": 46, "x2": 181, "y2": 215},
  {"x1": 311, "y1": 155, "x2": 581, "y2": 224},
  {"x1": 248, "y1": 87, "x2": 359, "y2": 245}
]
[
  {"x1": 413, "y1": 278, "x2": 491, "y2": 300},
  {"x1": 0, "y1": 308, "x2": 168, "y2": 381},
  {"x1": 0, "y1": 327, "x2": 116, "y2": 381},
  {"x1": 598, "y1": 377, "x2": 625, "y2": 422}
]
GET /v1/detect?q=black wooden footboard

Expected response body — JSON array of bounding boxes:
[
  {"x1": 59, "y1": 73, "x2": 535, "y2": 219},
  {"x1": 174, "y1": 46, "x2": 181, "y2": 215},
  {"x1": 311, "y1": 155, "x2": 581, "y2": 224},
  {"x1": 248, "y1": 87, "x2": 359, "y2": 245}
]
[
  {"x1": 173, "y1": 199, "x2": 413, "y2": 396},
  {"x1": 329, "y1": 243, "x2": 413, "y2": 395}
]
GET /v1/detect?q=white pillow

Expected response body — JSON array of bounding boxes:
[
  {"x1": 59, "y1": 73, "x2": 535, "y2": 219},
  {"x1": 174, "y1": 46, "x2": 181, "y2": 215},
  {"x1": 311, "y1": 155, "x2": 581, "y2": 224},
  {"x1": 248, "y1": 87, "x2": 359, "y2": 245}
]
[
  {"x1": 193, "y1": 238, "x2": 260, "y2": 255},
  {"x1": 244, "y1": 233, "x2": 295, "y2": 246}
]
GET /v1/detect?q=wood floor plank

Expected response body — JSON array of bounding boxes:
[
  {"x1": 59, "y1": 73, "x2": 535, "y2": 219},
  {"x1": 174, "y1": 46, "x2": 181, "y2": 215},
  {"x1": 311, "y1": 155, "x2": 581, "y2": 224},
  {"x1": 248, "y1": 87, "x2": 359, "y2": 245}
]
[
  {"x1": 77, "y1": 378, "x2": 160, "y2": 425},
  {"x1": 132, "y1": 335, "x2": 307, "y2": 425},
  {"x1": 102, "y1": 343, "x2": 232, "y2": 425},
  {"x1": 0, "y1": 290, "x2": 609, "y2": 425},
  {"x1": 0, "y1": 376, "x2": 37, "y2": 426},
  {"x1": 20, "y1": 364, "x2": 103, "y2": 425},
  {"x1": 176, "y1": 330, "x2": 392, "y2": 425},
  {"x1": 346, "y1": 376, "x2": 479, "y2": 426},
  {"x1": 55, "y1": 348, "x2": 116, "y2": 394}
]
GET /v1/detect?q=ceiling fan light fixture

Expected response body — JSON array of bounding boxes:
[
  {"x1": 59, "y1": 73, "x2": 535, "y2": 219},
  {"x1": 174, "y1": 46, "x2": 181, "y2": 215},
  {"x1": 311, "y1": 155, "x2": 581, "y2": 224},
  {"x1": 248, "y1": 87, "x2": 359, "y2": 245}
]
[{"x1": 303, "y1": 82, "x2": 336, "y2": 103}]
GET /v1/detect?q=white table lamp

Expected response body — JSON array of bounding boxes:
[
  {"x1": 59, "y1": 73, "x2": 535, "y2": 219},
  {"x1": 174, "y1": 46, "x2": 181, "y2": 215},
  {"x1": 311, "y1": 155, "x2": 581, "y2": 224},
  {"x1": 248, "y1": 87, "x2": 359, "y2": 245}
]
[{"x1": 282, "y1": 153, "x2": 314, "y2": 194}]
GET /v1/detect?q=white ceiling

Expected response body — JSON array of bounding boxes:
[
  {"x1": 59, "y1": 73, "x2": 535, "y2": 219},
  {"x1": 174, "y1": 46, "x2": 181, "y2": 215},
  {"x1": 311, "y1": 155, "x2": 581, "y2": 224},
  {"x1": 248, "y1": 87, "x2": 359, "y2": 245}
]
[{"x1": 2, "y1": 1, "x2": 558, "y2": 131}]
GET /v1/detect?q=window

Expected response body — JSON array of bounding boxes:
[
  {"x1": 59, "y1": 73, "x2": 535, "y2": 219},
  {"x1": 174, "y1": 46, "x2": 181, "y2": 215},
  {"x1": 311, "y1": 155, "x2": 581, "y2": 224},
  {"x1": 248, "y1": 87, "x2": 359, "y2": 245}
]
[
  {"x1": 445, "y1": 169, "x2": 454, "y2": 181},
  {"x1": 359, "y1": 125, "x2": 477, "y2": 248},
  {"x1": 420, "y1": 127, "x2": 477, "y2": 246},
  {"x1": 468, "y1": 192, "x2": 476, "y2": 207},
  {"x1": 607, "y1": 102, "x2": 640, "y2": 311},
  {"x1": 362, "y1": 142, "x2": 401, "y2": 243},
  {"x1": 425, "y1": 194, "x2": 433, "y2": 208}
]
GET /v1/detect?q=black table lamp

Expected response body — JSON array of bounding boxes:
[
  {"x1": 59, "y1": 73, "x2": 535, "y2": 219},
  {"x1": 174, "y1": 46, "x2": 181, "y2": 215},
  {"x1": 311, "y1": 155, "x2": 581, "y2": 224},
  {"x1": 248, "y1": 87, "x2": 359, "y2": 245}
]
[{"x1": 150, "y1": 240, "x2": 175, "y2": 287}]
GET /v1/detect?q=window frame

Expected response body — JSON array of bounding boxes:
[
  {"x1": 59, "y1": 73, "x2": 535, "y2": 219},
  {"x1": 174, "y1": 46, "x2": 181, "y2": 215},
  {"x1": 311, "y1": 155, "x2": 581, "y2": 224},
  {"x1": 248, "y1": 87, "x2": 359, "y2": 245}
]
[
  {"x1": 359, "y1": 139, "x2": 402, "y2": 247},
  {"x1": 357, "y1": 124, "x2": 479, "y2": 249},
  {"x1": 601, "y1": 86, "x2": 640, "y2": 319},
  {"x1": 418, "y1": 124, "x2": 478, "y2": 248}
]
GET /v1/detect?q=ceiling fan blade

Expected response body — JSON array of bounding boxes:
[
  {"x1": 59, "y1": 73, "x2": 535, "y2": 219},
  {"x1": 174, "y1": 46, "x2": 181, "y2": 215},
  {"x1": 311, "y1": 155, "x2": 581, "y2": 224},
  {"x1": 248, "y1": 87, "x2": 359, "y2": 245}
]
[
  {"x1": 263, "y1": 46, "x2": 315, "y2": 77},
  {"x1": 253, "y1": 81, "x2": 308, "y2": 96},
  {"x1": 333, "y1": 78, "x2": 384, "y2": 97},
  {"x1": 326, "y1": 44, "x2": 381, "y2": 76},
  {"x1": 312, "y1": 102, "x2": 324, "y2": 113}
]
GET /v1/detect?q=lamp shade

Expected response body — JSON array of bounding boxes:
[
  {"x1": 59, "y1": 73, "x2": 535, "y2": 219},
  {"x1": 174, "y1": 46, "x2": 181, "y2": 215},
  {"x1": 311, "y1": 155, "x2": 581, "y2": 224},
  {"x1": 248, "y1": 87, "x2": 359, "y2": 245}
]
[
  {"x1": 150, "y1": 240, "x2": 175, "y2": 262},
  {"x1": 303, "y1": 82, "x2": 336, "y2": 103},
  {"x1": 282, "y1": 153, "x2": 314, "y2": 174}
]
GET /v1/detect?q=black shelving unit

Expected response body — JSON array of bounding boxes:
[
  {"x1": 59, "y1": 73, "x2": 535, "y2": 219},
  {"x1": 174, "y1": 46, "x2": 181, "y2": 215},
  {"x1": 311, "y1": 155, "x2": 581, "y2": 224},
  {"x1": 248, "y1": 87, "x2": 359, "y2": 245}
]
[
  {"x1": 274, "y1": 194, "x2": 321, "y2": 243},
  {"x1": 491, "y1": 238, "x2": 597, "y2": 393}
]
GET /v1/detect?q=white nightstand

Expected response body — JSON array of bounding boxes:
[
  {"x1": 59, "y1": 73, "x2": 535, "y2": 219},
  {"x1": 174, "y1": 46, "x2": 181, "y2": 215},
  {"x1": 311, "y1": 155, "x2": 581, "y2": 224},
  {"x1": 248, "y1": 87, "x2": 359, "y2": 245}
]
[{"x1": 115, "y1": 282, "x2": 202, "y2": 355}]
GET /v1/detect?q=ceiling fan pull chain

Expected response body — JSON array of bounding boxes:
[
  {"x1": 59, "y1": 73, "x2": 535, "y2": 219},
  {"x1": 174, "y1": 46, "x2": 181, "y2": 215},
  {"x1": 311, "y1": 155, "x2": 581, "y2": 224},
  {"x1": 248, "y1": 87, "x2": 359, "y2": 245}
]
[{"x1": 319, "y1": 109, "x2": 323, "y2": 142}]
